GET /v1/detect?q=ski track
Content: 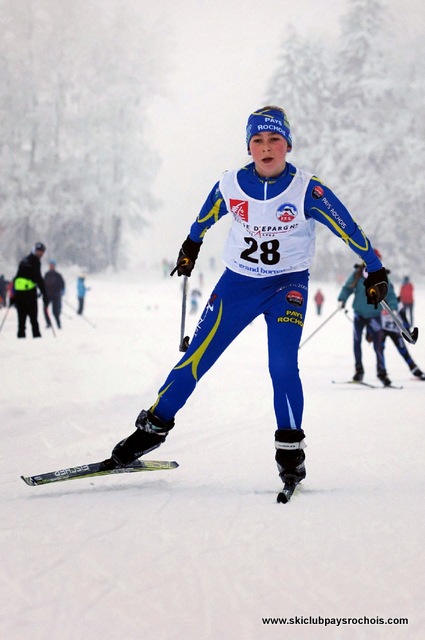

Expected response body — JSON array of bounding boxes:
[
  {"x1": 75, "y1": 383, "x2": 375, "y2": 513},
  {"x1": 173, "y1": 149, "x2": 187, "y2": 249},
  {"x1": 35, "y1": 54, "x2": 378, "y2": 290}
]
[{"x1": 1, "y1": 270, "x2": 424, "y2": 639}]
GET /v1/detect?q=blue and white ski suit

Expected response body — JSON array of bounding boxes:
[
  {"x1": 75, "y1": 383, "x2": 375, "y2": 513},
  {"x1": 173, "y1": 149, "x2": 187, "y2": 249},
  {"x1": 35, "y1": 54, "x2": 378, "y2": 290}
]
[{"x1": 151, "y1": 161, "x2": 383, "y2": 431}]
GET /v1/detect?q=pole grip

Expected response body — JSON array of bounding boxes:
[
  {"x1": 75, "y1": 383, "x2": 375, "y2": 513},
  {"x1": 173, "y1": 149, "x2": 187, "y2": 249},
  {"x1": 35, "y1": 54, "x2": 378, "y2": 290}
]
[{"x1": 170, "y1": 256, "x2": 190, "y2": 277}]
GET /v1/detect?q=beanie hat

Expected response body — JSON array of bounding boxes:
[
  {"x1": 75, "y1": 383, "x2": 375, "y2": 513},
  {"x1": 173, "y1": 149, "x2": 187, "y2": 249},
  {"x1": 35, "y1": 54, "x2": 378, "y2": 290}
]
[
  {"x1": 246, "y1": 106, "x2": 292, "y2": 151},
  {"x1": 33, "y1": 242, "x2": 46, "y2": 253}
]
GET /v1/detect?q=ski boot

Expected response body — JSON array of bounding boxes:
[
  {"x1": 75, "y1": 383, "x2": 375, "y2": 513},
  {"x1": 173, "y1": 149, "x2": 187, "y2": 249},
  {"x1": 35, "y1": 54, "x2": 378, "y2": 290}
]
[
  {"x1": 411, "y1": 366, "x2": 425, "y2": 380},
  {"x1": 100, "y1": 409, "x2": 174, "y2": 470},
  {"x1": 377, "y1": 371, "x2": 391, "y2": 387},
  {"x1": 275, "y1": 429, "x2": 306, "y2": 486},
  {"x1": 352, "y1": 366, "x2": 364, "y2": 382}
]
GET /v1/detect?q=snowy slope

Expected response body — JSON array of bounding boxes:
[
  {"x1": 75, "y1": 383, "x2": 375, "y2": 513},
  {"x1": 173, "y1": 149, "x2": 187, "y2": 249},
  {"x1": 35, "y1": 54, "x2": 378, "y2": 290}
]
[{"x1": 1, "y1": 268, "x2": 424, "y2": 640}]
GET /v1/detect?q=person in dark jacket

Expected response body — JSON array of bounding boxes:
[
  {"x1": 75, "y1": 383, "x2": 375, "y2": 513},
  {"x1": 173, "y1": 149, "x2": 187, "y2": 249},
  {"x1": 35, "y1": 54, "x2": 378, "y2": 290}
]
[
  {"x1": 13, "y1": 242, "x2": 47, "y2": 338},
  {"x1": 44, "y1": 260, "x2": 65, "y2": 329}
]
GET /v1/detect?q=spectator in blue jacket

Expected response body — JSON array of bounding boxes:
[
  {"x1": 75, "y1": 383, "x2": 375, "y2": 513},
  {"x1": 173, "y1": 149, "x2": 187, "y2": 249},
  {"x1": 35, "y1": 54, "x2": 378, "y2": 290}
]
[{"x1": 77, "y1": 275, "x2": 90, "y2": 315}]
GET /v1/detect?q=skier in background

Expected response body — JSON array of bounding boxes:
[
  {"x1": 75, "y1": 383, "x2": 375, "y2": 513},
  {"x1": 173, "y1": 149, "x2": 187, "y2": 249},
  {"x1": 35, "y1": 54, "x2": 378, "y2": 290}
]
[
  {"x1": 100, "y1": 105, "x2": 389, "y2": 490},
  {"x1": 399, "y1": 276, "x2": 414, "y2": 326},
  {"x1": 314, "y1": 288, "x2": 324, "y2": 315},
  {"x1": 378, "y1": 305, "x2": 425, "y2": 380},
  {"x1": 338, "y1": 255, "x2": 397, "y2": 387},
  {"x1": 189, "y1": 288, "x2": 202, "y2": 315},
  {"x1": 77, "y1": 275, "x2": 90, "y2": 315},
  {"x1": 44, "y1": 260, "x2": 66, "y2": 329},
  {"x1": 13, "y1": 242, "x2": 47, "y2": 338}
]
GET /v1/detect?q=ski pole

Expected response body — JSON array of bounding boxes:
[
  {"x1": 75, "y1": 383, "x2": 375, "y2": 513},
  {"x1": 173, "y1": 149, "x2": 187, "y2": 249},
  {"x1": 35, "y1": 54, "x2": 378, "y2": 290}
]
[
  {"x1": 44, "y1": 305, "x2": 56, "y2": 337},
  {"x1": 77, "y1": 313, "x2": 97, "y2": 329},
  {"x1": 380, "y1": 299, "x2": 418, "y2": 344},
  {"x1": 0, "y1": 305, "x2": 11, "y2": 334},
  {"x1": 63, "y1": 299, "x2": 77, "y2": 313},
  {"x1": 299, "y1": 306, "x2": 341, "y2": 349},
  {"x1": 63, "y1": 299, "x2": 96, "y2": 328},
  {"x1": 178, "y1": 275, "x2": 190, "y2": 352},
  {"x1": 170, "y1": 257, "x2": 191, "y2": 352}
]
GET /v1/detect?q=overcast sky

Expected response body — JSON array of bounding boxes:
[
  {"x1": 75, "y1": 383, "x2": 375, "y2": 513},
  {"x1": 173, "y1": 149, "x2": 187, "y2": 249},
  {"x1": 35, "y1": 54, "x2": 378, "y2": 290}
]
[{"x1": 141, "y1": 0, "x2": 424, "y2": 252}]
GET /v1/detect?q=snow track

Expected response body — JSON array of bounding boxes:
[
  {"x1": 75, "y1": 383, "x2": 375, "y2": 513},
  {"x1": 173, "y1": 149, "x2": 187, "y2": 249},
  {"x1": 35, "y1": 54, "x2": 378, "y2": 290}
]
[{"x1": 1, "y1": 270, "x2": 424, "y2": 639}]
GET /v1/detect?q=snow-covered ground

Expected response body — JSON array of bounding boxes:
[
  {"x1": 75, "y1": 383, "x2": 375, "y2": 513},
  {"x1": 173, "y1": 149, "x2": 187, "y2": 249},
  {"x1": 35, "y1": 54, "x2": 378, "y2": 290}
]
[{"x1": 1, "y1": 267, "x2": 424, "y2": 640}]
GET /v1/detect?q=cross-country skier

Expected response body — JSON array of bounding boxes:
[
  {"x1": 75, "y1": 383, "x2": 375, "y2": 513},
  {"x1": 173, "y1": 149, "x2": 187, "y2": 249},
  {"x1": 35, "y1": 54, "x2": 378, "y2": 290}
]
[
  {"x1": 314, "y1": 288, "x2": 325, "y2": 315},
  {"x1": 338, "y1": 256, "x2": 398, "y2": 387},
  {"x1": 101, "y1": 105, "x2": 389, "y2": 489},
  {"x1": 399, "y1": 276, "x2": 414, "y2": 326},
  {"x1": 44, "y1": 260, "x2": 66, "y2": 329},
  {"x1": 379, "y1": 305, "x2": 425, "y2": 380}
]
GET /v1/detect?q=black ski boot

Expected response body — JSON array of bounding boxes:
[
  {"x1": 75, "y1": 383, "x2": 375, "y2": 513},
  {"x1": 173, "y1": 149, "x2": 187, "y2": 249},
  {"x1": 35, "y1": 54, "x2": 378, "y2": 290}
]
[
  {"x1": 352, "y1": 366, "x2": 364, "y2": 382},
  {"x1": 377, "y1": 371, "x2": 391, "y2": 387},
  {"x1": 411, "y1": 365, "x2": 425, "y2": 380},
  {"x1": 275, "y1": 428, "x2": 306, "y2": 485},
  {"x1": 100, "y1": 409, "x2": 174, "y2": 470}
]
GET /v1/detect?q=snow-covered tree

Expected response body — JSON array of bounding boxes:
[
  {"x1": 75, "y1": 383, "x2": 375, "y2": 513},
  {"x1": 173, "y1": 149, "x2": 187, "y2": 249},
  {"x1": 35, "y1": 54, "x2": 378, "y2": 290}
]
[
  {"x1": 0, "y1": 0, "x2": 165, "y2": 271},
  {"x1": 266, "y1": 29, "x2": 334, "y2": 175},
  {"x1": 265, "y1": 0, "x2": 425, "y2": 280}
]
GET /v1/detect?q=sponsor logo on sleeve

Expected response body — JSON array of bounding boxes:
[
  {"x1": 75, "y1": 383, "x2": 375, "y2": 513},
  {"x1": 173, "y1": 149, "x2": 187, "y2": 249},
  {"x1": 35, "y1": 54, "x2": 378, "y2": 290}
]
[{"x1": 312, "y1": 185, "x2": 324, "y2": 199}]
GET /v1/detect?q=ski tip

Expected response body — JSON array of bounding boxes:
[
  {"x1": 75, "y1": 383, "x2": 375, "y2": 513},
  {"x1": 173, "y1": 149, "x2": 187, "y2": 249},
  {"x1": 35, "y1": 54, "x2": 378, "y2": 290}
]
[
  {"x1": 277, "y1": 491, "x2": 289, "y2": 504},
  {"x1": 21, "y1": 475, "x2": 36, "y2": 486},
  {"x1": 131, "y1": 459, "x2": 179, "y2": 470}
]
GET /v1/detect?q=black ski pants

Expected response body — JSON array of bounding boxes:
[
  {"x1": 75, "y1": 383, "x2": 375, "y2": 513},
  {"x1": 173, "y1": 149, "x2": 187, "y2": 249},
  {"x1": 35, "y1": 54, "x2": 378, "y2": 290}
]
[{"x1": 14, "y1": 290, "x2": 41, "y2": 338}]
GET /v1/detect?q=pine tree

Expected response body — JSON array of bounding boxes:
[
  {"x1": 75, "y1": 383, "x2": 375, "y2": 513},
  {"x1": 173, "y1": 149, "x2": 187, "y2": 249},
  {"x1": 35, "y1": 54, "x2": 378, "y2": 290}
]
[
  {"x1": 329, "y1": 0, "x2": 424, "y2": 276},
  {"x1": 266, "y1": 29, "x2": 334, "y2": 174},
  {"x1": 266, "y1": 0, "x2": 425, "y2": 278}
]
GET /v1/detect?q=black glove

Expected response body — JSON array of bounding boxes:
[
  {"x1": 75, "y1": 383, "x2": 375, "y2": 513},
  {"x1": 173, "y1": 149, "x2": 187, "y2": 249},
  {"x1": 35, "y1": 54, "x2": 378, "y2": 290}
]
[
  {"x1": 170, "y1": 236, "x2": 202, "y2": 277},
  {"x1": 363, "y1": 267, "x2": 388, "y2": 308}
]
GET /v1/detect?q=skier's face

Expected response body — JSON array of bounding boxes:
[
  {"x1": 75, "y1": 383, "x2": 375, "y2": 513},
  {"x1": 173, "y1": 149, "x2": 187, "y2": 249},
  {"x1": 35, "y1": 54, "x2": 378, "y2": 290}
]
[{"x1": 249, "y1": 132, "x2": 288, "y2": 177}]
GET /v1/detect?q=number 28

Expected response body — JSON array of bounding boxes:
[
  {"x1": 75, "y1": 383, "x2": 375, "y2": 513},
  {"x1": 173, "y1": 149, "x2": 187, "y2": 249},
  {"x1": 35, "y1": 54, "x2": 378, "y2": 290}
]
[{"x1": 240, "y1": 237, "x2": 280, "y2": 265}]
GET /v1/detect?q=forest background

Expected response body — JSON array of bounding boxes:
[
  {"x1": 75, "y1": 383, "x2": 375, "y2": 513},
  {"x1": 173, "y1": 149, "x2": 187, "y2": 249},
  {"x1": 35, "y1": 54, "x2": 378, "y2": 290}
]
[{"x1": 0, "y1": 0, "x2": 423, "y2": 280}]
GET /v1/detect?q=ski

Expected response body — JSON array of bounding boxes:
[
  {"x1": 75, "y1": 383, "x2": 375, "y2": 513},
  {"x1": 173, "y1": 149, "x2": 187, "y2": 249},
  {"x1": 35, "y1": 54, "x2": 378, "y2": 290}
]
[
  {"x1": 21, "y1": 459, "x2": 179, "y2": 486},
  {"x1": 332, "y1": 379, "x2": 376, "y2": 388},
  {"x1": 277, "y1": 483, "x2": 297, "y2": 504},
  {"x1": 332, "y1": 380, "x2": 403, "y2": 390}
]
